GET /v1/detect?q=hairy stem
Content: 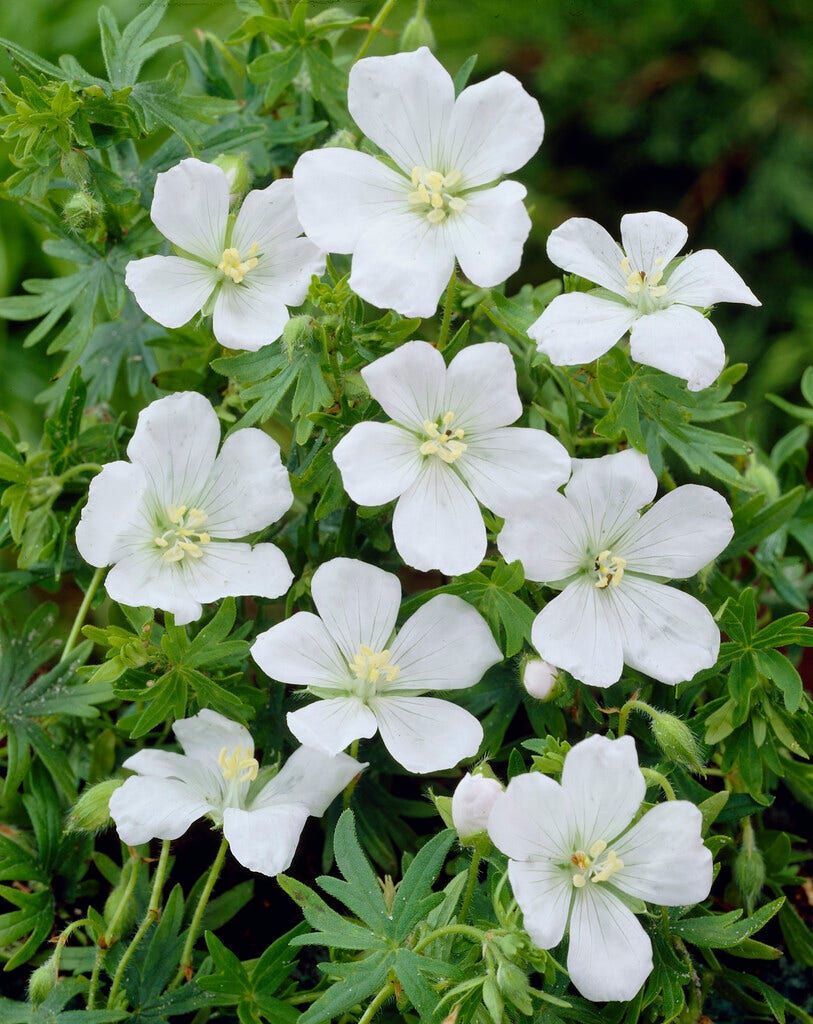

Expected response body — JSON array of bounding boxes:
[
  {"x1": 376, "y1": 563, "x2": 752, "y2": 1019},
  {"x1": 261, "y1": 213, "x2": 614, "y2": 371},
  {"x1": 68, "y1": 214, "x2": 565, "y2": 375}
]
[
  {"x1": 171, "y1": 836, "x2": 229, "y2": 989},
  {"x1": 355, "y1": 0, "x2": 399, "y2": 62},
  {"x1": 358, "y1": 983, "x2": 395, "y2": 1024},
  {"x1": 458, "y1": 850, "x2": 481, "y2": 924},
  {"x1": 436, "y1": 269, "x2": 458, "y2": 351},
  {"x1": 62, "y1": 566, "x2": 106, "y2": 660}
]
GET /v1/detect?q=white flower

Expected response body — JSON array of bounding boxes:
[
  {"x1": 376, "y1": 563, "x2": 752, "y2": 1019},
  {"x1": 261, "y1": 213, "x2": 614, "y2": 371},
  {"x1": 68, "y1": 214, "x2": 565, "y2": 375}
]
[
  {"x1": 76, "y1": 391, "x2": 294, "y2": 625},
  {"x1": 292, "y1": 47, "x2": 544, "y2": 317},
  {"x1": 452, "y1": 772, "x2": 503, "y2": 841},
  {"x1": 333, "y1": 341, "x2": 570, "y2": 576},
  {"x1": 488, "y1": 734, "x2": 712, "y2": 1002},
  {"x1": 125, "y1": 158, "x2": 325, "y2": 351},
  {"x1": 521, "y1": 658, "x2": 559, "y2": 701},
  {"x1": 498, "y1": 448, "x2": 733, "y2": 687},
  {"x1": 109, "y1": 709, "x2": 364, "y2": 876},
  {"x1": 529, "y1": 211, "x2": 760, "y2": 391},
  {"x1": 250, "y1": 557, "x2": 502, "y2": 773}
]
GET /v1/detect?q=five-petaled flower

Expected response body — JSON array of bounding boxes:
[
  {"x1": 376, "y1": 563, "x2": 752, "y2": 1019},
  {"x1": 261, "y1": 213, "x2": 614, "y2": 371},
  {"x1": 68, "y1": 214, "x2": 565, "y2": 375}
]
[
  {"x1": 333, "y1": 340, "x2": 570, "y2": 576},
  {"x1": 529, "y1": 211, "x2": 760, "y2": 391},
  {"x1": 109, "y1": 710, "x2": 364, "y2": 876},
  {"x1": 488, "y1": 734, "x2": 712, "y2": 1002},
  {"x1": 125, "y1": 158, "x2": 325, "y2": 350},
  {"x1": 498, "y1": 448, "x2": 733, "y2": 687},
  {"x1": 292, "y1": 47, "x2": 544, "y2": 317},
  {"x1": 76, "y1": 391, "x2": 294, "y2": 624},
  {"x1": 250, "y1": 558, "x2": 502, "y2": 773}
]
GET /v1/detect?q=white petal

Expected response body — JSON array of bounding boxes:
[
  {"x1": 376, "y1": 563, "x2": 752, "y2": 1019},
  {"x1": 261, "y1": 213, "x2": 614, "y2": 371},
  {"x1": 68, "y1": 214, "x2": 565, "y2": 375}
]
[
  {"x1": 611, "y1": 577, "x2": 721, "y2": 685},
  {"x1": 187, "y1": 541, "x2": 293, "y2": 604},
  {"x1": 370, "y1": 695, "x2": 483, "y2": 773},
  {"x1": 350, "y1": 210, "x2": 455, "y2": 318},
  {"x1": 253, "y1": 746, "x2": 364, "y2": 815},
  {"x1": 393, "y1": 459, "x2": 486, "y2": 576},
  {"x1": 497, "y1": 494, "x2": 587, "y2": 582},
  {"x1": 561, "y1": 735, "x2": 645, "y2": 847},
  {"x1": 109, "y1": 776, "x2": 209, "y2": 845},
  {"x1": 565, "y1": 449, "x2": 657, "y2": 550},
  {"x1": 665, "y1": 249, "x2": 760, "y2": 307},
  {"x1": 452, "y1": 774, "x2": 504, "y2": 839},
  {"x1": 198, "y1": 428, "x2": 293, "y2": 539},
  {"x1": 630, "y1": 305, "x2": 725, "y2": 391},
  {"x1": 613, "y1": 801, "x2": 713, "y2": 906},
  {"x1": 293, "y1": 148, "x2": 407, "y2": 253},
  {"x1": 150, "y1": 158, "x2": 229, "y2": 264},
  {"x1": 531, "y1": 579, "x2": 624, "y2": 689},
  {"x1": 488, "y1": 772, "x2": 572, "y2": 861},
  {"x1": 508, "y1": 859, "x2": 572, "y2": 950},
  {"x1": 126, "y1": 391, "x2": 221, "y2": 510},
  {"x1": 121, "y1": 749, "x2": 215, "y2": 796},
  {"x1": 545, "y1": 218, "x2": 629, "y2": 296},
  {"x1": 461, "y1": 428, "x2": 571, "y2": 518},
  {"x1": 447, "y1": 182, "x2": 531, "y2": 288},
  {"x1": 348, "y1": 47, "x2": 454, "y2": 172},
  {"x1": 247, "y1": 237, "x2": 325, "y2": 306},
  {"x1": 529, "y1": 292, "x2": 637, "y2": 365},
  {"x1": 173, "y1": 709, "x2": 254, "y2": 765},
  {"x1": 287, "y1": 697, "x2": 378, "y2": 756},
  {"x1": 361, "y1": 340, "x2": 446, "y2": 432},
  {"x1": 231, "y1": 178, "x2": 300, "y2": 254},
  {"x1": 75, "y1": 462, "x2": 147, "y2": 567},
  {"x1": 251, "y1": 612, "x2": 348, "y2": 689},
  {"x1": 617, "y1": 485, "x2": 733, "y2": 578},
  {"x1": 125, "y1": 255, "x2": 217, "y2": 329},
  {"x1": 212, "y1": 278, "x2": 291, "y2": 351},
  {"x1": 223, "y1": 804, "x2": 309, "y2": 876},
  {"x1": 387, "y1": 594, "x2": 501, "y2": 693},
  {"x1": 332, "y1": 422, "x2": 422, "y2": 506},
  {"x1": 443, "y1": 341, "x2": 522, "y2": 433},
  {"x1": 620, "y1": 211, "x2": 688, "y2": 276},
  {"x1": 311, "y1": 558, "x2": 402, "y2": 660},
  {"x1": 567, "y1": 885, "x2": 653, "y2": 1002},
  {"x1": 105, "y1": 549, "x2": 203, "y2": 625},
  {"x1": 447, "y1": 72, "x2": 544, "y2": 186}
]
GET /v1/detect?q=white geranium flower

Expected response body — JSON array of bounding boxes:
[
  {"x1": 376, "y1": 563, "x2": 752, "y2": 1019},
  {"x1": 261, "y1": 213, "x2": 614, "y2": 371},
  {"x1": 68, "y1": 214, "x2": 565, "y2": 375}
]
[
  {"x1": 452, "y1": 772, "x2": 503, "y2": 841},
  {"x1": 498, "y1": 449, "x2": 733, "y2": 687},
  {"x1": 292, "y1": 47, "x2": 544, "y2": 317},
  {"x1": 250, "y1": 558, "x2": 502, "y2": 773},
  {"x1": 488, "y1": 734, "x2": 712, "y2": 1002},
  {"x1": 521, "y1": 658, "x2": 559, "y2": 701},
  {"x1": 76, "y1": 391, "x2": 294, "y2": 625},
  {"x1": 333, "y1": 341, "x2": 570, "y2": 576},
  {"x1": 109, "y1": 710, "x2": 364, "y2": 876},
  {"x1": 125, "y1": 158, "x2": 325, "y2": 351},
  {"x1": 529, "y1": 212, "x2": 760, "y2": 391}
]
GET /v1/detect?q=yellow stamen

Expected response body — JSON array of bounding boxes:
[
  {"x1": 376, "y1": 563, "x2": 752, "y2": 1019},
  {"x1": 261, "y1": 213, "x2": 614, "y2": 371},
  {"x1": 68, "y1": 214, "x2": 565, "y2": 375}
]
[
  {"x1": 592, "y1": 849, "x2": 624, "y2": 883},
  {"x1": 350, "y1": 645, "x2": 400, "y2": 693},
  {"x1": 154, "y1": 505, "x2": 211, "y2": 563},
  {"x1": 569, "y1": 841, "x2": 624, "y2": 886},
  {"x1": 218, "y1": 745, "x2": 259, "y2": 783},
  {"x1": 621, "y1": 254, "x2": 669, "y2": 303},
  {"x1": 408, "y1": 165, "x2": 467, "y2": 224},
  {"x1": 420, "y1": 410, "x2": 467, "y2": 464},
  {"x1": 594, "y1": 549, "x2": 627, "y2": 589},
  {"x1": 219, "y1": 242, "x2": 260, "y2": 284}
]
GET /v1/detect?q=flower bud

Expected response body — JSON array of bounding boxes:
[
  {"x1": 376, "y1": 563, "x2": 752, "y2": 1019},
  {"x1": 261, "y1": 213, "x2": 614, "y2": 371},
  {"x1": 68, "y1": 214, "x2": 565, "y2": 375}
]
[
  {"x1": 743, "y1": 455, "x2": 780, "y2": 502},
  {"x1": 212, "y1": 153, "x2": 250, "y2": 203},
  {"x1": 323, "y1": 128, "x2": 357, "y2": 150},
  {"x1": 281, "y1": 315, "x2": 314, "y2": 357},
  {"x1": 650, "y1": 712, "x2": 704, "y2": 772},
  {"x1": 521, "y1": 658, "x2": 560, "y2": 701},
  {"x1": 63, "y1": 190, "x2": 105, "y2": 241},
  {"x1": 60, "y1": 150, "x2": 89, "y2": 186},
  {"x1": 452, "y1": 772, "x2": 503, "y2": 842},
  {"x1": 28, "y1": 956, "x2": 57, "y2": 1006},
  {"x1": 734, "y1": 828, "x2": 765, "y2": 914},
  {"x1": 400, "y1": 11, "x2": 436, "y2": 52},
  {"x1": 65, "y1": 779, "x2": 122, "y2": 834}
]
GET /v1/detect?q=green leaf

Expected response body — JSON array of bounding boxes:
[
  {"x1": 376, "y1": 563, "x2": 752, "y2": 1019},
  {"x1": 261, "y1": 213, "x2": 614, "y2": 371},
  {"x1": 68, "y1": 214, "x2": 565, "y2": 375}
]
[
  {"x1": 724, "y1": 486, "x2": 805, "y2": 558},
  {"x1": 671, "y1": 896, "x2": 784, "y2": 948},
  {"x1": 98, "y1": 0, "x2": 180, "y2": 89}
]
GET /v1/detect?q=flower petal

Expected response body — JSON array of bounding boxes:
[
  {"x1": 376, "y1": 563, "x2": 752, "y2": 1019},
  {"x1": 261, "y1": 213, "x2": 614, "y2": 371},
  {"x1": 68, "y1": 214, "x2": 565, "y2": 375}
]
[
  {"x1": 611, "y1": 577, "x2": 721, "y2": 685},
  {"x1": 333, "y1": 422, "x2": 423, "y2": 506},
  {"x1": 251, "y1": 611, "x2": 349, "y2": 689},
  {"x1": 348, "y1": 47, "x2": 454, "y2": 172},
  {"x1": 248, "y1": 237, "x2": 326, "y2": 306},
  {"x1": 76, "y1": 462, "x2": 148, "y2": 566},
  {"x1": 488, "y1": 771, "x2": 572, "y2": 861},
  {"x1": 212, "y1": 279, "x2": 291, "y2": 352},
  {"x1": 443, "y1": 341, "x2": 522, "y2": 433},
  {"x1": 187, "y1": 541, "x2": 293, "y2": 604},
  {"x1": 231, "y1": 178, "x2": 301, "y2": 254},
  {"x1": 125, "y1": 255, "x2": 217, "y2": 329},
  {"x1": 150, "y1": 158, "x2": 229, "y2": 264},
  {"x1": 565, "y1": 449, "x2": 657, "y2": 551},
  {"x1": 387, "y1": 594, "x2": 501, "y2": 693},
  {"x1": 531, "y1": 579, "x2": 624, "y2": 689},
  {"x1": 498, "y1": 494, "x2": 587, "y2": 583},
  {"x1": 529, "y1": 292, "x2": 638, "y2": 365},
  {"x1": 630, "y1": 304, "x2": 726, "y2": 391},
  {"x1": 461, "y1": 427, "x2": 571, "y2": 517},
  {"x1": 173, "y1": 709, "x2": 254, "y2": 766},
  {"x1": 561, "y1": 735, "x2": 645, "y2": 846},
  {"x1": 370, "y1": 695, "x2": 483, "y2": 773},
  {"x1": 393, "y1": 458, "x2": 486, "y2": 576},
  {"x1": 567, "y1": 885, "x2": 653, "y2": 1002},
  {"x1": 361, "y1": 340, "x2": 446, "y2": 432},
  {"x1": 105, "y1": 550, "x2": 203, "y2": 625},
  {"x1": 109, "y1": 776, "x2": 209, "y2": 845},
  {"x1": 121, "y1": 749, "x2": 216, "y2": 796},
  {"x1": 223, "y1": 803, "x2": 309, "y2": 876},
  {"x1": 620, "y1": 211, "x2": 688, "y2": 276},
  {"x1": 617, "y1": 485, "x2": 733, "y2": 578},
  {"x1": 545, "y1": 218, "x2": 629, "y2": 296},
  {"x1": 447, "y1": 72, "x2": 544, "y2": 186},
  {"x1": 665, "y1": 249, "x2": 760, "y2": 308},
  {"x1": 613, "y1": 801, "x2": 713, "y2": 905},
  {"x1": 287, "y1": 697, "x2": 379, "y2": 756},
  {"x1": 447, "y1": 181, "x2": 532, "y2": 288},
  {"x1": 253, "y1": 746, "x2": 365, "y2": 815},
  {"x1": 508, "y1": 859, "x2": 572, "y2": 950},
  {"x1": 311, "y1": 558, "x2": 402, "y2": 660}
]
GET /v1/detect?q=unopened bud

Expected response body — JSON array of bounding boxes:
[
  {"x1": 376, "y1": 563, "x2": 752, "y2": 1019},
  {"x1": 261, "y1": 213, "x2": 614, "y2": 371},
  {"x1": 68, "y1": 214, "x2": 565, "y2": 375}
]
[
  {"x1": 400, "y1": 13, "x2": 436, "y2": 52},
  {"x1": 342, "y1": 370, "x2": 369, "y2": 400},
  {"x1": 452, "y1": 771, "x2": 503, "y2": 843},
  {"x1": 281, "y1": 315, "x2": 314, "y2": 357},
  {"x1": 482, "y1": 976, "x2": 504, "y2": 1024},
  {"x1": 521, "y1": 658, "x2": 560, "y2": 701},
  {"x1": 63, "y1": 191, "x2": 105, "y2": 239},
  {"x1": 61, "y1": 150, "x2": 89, "y2": 186},
  {"x1": 744, "y1": 455, "x2": 780, "y2": 502},
  {"x1": 734, "y1": 826, "x2": 765, "y2": 914},
  {"x1": 28, "y1": 957, "x2": 57, "y2": 1006},
  {"x1": 650, "y1": 712, "x2": 704, "y2": 772},
  {"x1": 65, "y1": 779, "x2": 123, "y2": 834},
  {"x1": 212, "y1": 153, "x2": 251, "y2": 203}
]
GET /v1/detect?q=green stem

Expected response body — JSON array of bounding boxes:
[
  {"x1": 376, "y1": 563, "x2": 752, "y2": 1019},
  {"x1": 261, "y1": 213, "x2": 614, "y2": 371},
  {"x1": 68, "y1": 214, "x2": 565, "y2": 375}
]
[
  {"x1": 88, "y1": 854, "x2": 140, "y2": 1009},
  {"x1": 412, "y1": 922, "x2": 486, "y2": 954},
  {"x1": 52, "y1": 917, "x2": 91, "y2": 978},
  {"x1": 357, "y1": 983, "x2": 395, "y2": 1024},
  {"x1": 62, "y1": 566, "x2": 106, "y2": 660},
  {"x1": 354, "y1": 0, "x2": 399, "y2": 62},
  {"x1": 436, "y1": 269, "x2": 457, "y2": 351},
  {"x1": 458, "y1": 850, "x2": 480, "y2": 924},
  {"x1": 171, "y1": 836, "x2": 229, "y2": 989},
  {"x1": 57, "y1": 462, "x2": 103, "y2": 483},
  {"x1": 617, "y1": 698, "x2": 656, "y2": 737},
  {"x1": 343, "y1": 739, "x2": 361, "y2": 809},
  {"x1": 641, "y1": 767, "x2": 677, "y2": 801}
]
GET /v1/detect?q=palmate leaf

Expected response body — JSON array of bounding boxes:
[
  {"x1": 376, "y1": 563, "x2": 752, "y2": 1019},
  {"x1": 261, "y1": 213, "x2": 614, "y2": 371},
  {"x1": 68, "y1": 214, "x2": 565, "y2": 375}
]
[{"x1": 0, "y1": 979, "x2": 127, "y2": 1022}]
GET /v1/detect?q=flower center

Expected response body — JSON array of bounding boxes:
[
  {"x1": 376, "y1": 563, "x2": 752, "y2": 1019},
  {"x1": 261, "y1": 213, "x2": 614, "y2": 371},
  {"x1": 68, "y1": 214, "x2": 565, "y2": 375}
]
[
  {"x1": 408, "y1": 166, "x2": 467, "y2": 224},
  {"x1": 153, "y1": 504, "x2": 211, "y2": 563},
  {"x1": 350, "y1": 645, "x2": 400, "y2": 700},
  {"x1": 570, "y1": 839, "x2": 624, "y2": 888},
  {"x1": 594, "y1": 549, "x2": 626, "y2": 589},
  {"x1": 218, "y1": 745, "x2": 259, "y2": 783},
  {"x1": 219, "y1": 242, "x2": 259, "y2": 284},
  {"x1": 419, "y1": 411, "x2": 467, "y2": 464},
  {"x1": 621, "y1": 255, "x2": 668, "y2": 312}
]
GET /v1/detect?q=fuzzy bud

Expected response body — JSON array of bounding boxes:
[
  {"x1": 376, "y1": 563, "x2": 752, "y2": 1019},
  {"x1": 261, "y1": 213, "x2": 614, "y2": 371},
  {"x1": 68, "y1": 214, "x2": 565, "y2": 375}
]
[
  {"x1": 734, "y1": 827, "x2": 765, "y2": 914},
  {"x1": 744, "y1": 455, "x2": 780, "y2": 502},
  {"x1": 212, "y1": 153, "x2": 251, "y2": 203},
  {"x1": 521, "y1": 658, "x2": 560, "y2": 701},
  {"x1": 400, "y1": 11, "x2": 436, "y2": 52},
  {"x1": 281, "y1": 315, "x2": 314, "y2": 358},
  {"x1": 63, "y1": 190, "x2": 105, "y2": 240},
  {"x1": 28, "y1": 957, "x2": 57, "y2": 1006},
  {"x1": 65, "y1": 779, "x2": 122, "y2": 834},
  {"x1": 452, "y1": 771, "x2": 503, "y2": 843},
  {"x1": 60, "y1": 150, "x2": 89, "y2": 187},
  {"x1": 650, "y1": 712, "x2": 704, "y2": 772}
]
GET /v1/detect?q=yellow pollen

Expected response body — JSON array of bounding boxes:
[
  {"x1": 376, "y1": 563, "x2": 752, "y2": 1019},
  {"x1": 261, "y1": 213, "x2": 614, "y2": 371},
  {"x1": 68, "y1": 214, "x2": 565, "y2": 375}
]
[
  {"x1": 219, "y1": 242, "x2": 260, "y2": 284},
  {"x1": 408, "y1": 165, "x2": 467, "y2": 224},
  {"x1": 154, "y1": 505, "x2": 211, "y2": 563},
  {"x1": 218, "y1": 745, "x2": 259, "y2": 783},
  {"x1": 572, "y1": 873, "x2": 587, "y2": 888},
  {"x1": 420, "y1": 411, "x2": 467, "y2": 464},
  {"x1": 621, "y1": 254, "x2": 668, "y2": 300},
  {"x1": 571, "y1": 850, "x2": 591, "y2": 871},
  {"x1": 351, "y1": 645, "x2": 400, "y2": 686},
  {"x1": 569, "y1": 841, "x2": 624, "y2": 886},
  {"x1": 594, "y1": 549, "x2": 627, "y2": 589}
]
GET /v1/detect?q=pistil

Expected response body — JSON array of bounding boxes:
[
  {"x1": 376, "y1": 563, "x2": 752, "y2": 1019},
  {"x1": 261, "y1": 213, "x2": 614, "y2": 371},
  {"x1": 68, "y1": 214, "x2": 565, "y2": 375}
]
[
  {"x1": 408, "y1": 166, "x2": 467, "y2": 224},
  {"x1": 420, "y1": 410, "x2": 467, "y2": 464},
  {"x1": 219, "y1": 242, "x2": 260, "y2": 284},
  {"x1": 594, "y1": 549, "x2": 626, "y2": 589}
]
